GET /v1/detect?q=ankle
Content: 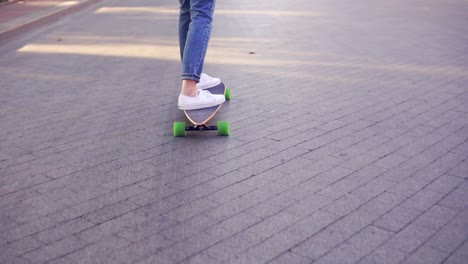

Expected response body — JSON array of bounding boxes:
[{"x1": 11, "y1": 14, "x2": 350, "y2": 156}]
[{"x1": 181, "y1": 80, "x2": 197, "y2": 97}]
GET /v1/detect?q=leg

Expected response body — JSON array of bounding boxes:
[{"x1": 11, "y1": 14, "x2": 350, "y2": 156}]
[
  {"x1": 180, "y1": 0, "x2": 221, "y2": 91},
  {"x1": 179, "y1": 0, "x2": 191, "y2": 61},
  {"x1": 181, "y1": 0, "x2": 215, "y2": 84},
  {"x1": 178, "y1": 0, "x2": 224, "y2": 110}
]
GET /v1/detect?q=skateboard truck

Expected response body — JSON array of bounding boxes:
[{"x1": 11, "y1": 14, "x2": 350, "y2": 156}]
[
  {"x1": 174, "y1": 121, "x2": 230, "y2": 137},
  {"x1": 186, "y1": 124, "x2": 217, "y2": 131}
]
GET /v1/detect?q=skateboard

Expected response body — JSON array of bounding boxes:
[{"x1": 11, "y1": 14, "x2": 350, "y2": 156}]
[{"x1": 173, "y1": 82, "x2": 231, "y2": 137}]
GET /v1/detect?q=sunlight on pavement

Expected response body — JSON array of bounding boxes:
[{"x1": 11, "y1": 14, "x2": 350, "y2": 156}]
[
  {"x1": 96, "y1": 7, "x2": 177, "y2": 15},
  {"x1": 217, "y1": 9, "x2": 326, "y2": 17},
  {"x1": 57, "y1": 1, "x2": 79, "y2": 7},
  {"x1": 18, "y1": 43, "x2": 180, "y2": 61},
  {"x1": 16, "y1": 42, "x2": 318, "y2": 67},
  {"x1": 14, "y1": 0, "x2": 79, "y2": 7},
  {"x1": 17, "y1": 42, "x2": 468, "y2": 77},
  {"x1": 95, "y1": 6, "x2": 326, "y2": 17},
  {"x1": 15, "y1": 42, "x2": 277, "y2": 66}
]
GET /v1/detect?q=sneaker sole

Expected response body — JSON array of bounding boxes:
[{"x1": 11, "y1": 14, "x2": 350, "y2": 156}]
[{"x1": 179, "y1": 100, "x2": 225, "y2": 111}]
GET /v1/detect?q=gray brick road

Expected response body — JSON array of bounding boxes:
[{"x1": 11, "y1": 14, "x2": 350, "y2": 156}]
[{"x1": 1, "y1": 0, "x2": 467, "y2": 263}]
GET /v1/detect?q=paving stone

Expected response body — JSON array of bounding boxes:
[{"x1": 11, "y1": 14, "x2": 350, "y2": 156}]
[
  {"x1": 350, "y1": 176, "x2": 397, "y2": 201},
  {"x1": 159, "y1": 214, "x2": 215, "y2": 242},
  {"x1": 273, "y1": 168, "x2": 323, "y2": 187},
  {"x1": 291, "y1": 227, "x2": 348, "y2": 261},
  {"x1": 84, "y1": 201, "x2": 139, "y2": 224},
  {"x1": 203, "y1": 224, "x2": 237, "y2": 243},
  {"x1": 239, "y1": 170, "x2": 284, "y2": 188},
  {"x1": 412, "y1": 204, "x2": 458, "y2": 230},
  {"x1": 387, "y1": 176, "x2": 431, "y2": 198},
  {"x1": 35, "y1": 217, "x2": 95, "y2": 244},
  {"x1": 237, "y1": 158, "x2": 284, "y2": 176},
  {"x1": 272, "y1": 157, "x2": 316, "y2": 175},
  {"x1": 202, "y1": 191, "x2": 268, "y2": 222},
  {"x1": 379, "y1": 159, "x2": 429, "y2": 183},
  {"x1": 292, "y1": 210, "x2": 376, "y2": 260},
  {"x1": 347, "y1": 226, "x2": 394, "y2": 253},
  {"x1": 244, "y1": 195, "x2": 296, "y2": 219},
  {"x1": 76, "y1": 211, "x2": 146, "y2": 244},
  {"x1": 163, "y1": 197, "x2": 219, "y2": 222},
  {"x1": 373, "y1": 153, "x2": 409, "y2": 170},
  {"x1": 314, "y1": 242, "x2": 369, "y2": 264},
  {"x1": 453, "y1": 239, "x2": 468, "y2": 256},
  {"x1": 383, "y1": 223, "x2": 438, "y2": 253},
  {"x1": 215, "y1": 212, "x2": 261, "y2": 235},
  {"x1": 1, "y1": 216, "x2": 57, "y2": 244},
  {"x1": 156, "y1": 232, "x2": 216, "y2": 263},
  {"x1": 247, "y1": 211, "x2": 301, "y2": 238},
  {"x1": 399, "y1": 189, "x2": 447, "y2": 212},
  {"x1": 0, "y1": 188, "x2": 40, "y2": 208},
  {"x1": 2, "y1": 174, "x2": 51, "y2": 193},
  {"x1": 66, "y1": 235, "x2": 131, "y2": 264},
  {"x1": 437, "y1": 181, "x2": 468, "y2": 209},
  {"x1": 372, "y1": 205, "x2": 423, "y2": 232},
  {"x1": 322, "y1": 194, "x2": 367, "y2": 218},
  {"x1": 367, "y1": 143, "x2": 402, "y2": 158},
  {"x1": 447, "y1": 162, "x2": 468, "y2": 179},
  {"x1": 203, "y1": 230, "x2": 264, "y2": 261},
  {"x1": 359, "y1": 192, "x2": 406, "y2": 217},
  {"x1": 50, "y1": 186, "x2": 142, "y2": 223},
  {"x1": 112, "y1": 233, "x2": 174, "y2": 263},
  {"x1": 206, "y1": 182, "x2": 257, "y2": 204},
  {"x1": 285, "y1": 194, "x2": 334, "y2": 218},
  {"x1": 311, "y1": 166, "x2": 355, "y2": 185},
  {"x1": 117, "y1": 215, "x2": 178, "y2": 242},
  {"x1": 321, "y1": 165, "x2": 389, "y2": 198},
  {"x1": 444, "y1": 250, "x2": 468, "y2": 264},
  {"x1": 425, "y1": 221, "x2": 468, "y2": 254},
  {"x1": 22, "y1": 236, "x2": 87, "y2": 264},
  {"x1": 268, "y1": 251, "x2": 311, "y2": 264},
  {"x1": 284, "y1": 210, "x2": 337, "y2": 241},
  {"x1": 265, "y1": 138, "x2": 305, "y2": 152},
  {"x1": 279, "y1": 179, "x2": 328, "y2": 201},
  {"x1": 207, "y1": 148, "x2": 249, "y2": 163},
  {"x1": 425, "y1": 174, "x2": 465, "y2": 194},
  {"x1": 301, "y1": 145, "x2": 343, "y2": 161},
  {"x1": 339, "y1": 154, "x2": 381, "y2": 171},
  {"x1": 164, "y1": 171, "x2": 219, "y2": 191},
  {"x1": 226, "y1": 231, "x2": 302, "y2": 264},
  {"x1": 357, "y1": 245, "x2": 408, "y2": 264},
  {"x1": 401, "y1": 245, "x2": 450, "y2": 264},
  {"x1": 179, "y1": 252, "x2": 219, "y2": 264},
  {"x1": 0, "y1": 236, "x2": 44, "y2": 260}
]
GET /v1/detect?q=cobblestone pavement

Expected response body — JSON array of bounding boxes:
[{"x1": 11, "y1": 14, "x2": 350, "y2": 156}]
[{"x1": 0, "y1": 0, "x2": 467, "y2": 263}]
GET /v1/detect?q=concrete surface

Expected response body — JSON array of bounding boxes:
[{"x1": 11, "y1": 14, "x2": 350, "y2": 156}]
[{"x1": 0, "y1": 0, "x2": 467, "y2": 263}]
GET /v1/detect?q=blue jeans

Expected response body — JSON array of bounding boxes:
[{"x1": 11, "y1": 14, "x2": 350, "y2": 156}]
[{"x1": 179, "y1": 0, "x2": 216, "y2": 83}]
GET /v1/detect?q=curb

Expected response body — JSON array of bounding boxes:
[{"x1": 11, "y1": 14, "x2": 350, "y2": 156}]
[{"x1": 0, "y1": 0, "x2": 103, "y2": 41}]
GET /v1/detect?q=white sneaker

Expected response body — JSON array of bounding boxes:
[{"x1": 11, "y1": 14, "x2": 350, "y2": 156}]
[
  {"x1": 197, "y1": 73, "x2": 221, "y2": 89},
  {"x1": 178, "y1": 89, "x2": 225, "y2": 110}
]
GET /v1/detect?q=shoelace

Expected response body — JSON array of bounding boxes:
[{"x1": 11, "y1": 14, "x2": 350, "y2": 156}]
[{"x1": 198, "y1": 89, "x2": 213, "y2": 97}]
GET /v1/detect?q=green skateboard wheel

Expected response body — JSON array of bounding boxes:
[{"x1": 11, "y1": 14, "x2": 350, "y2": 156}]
[
  {"x1": 225, "y1": 88, "x2": 231, "y2": 100},
  {"x1": 173, "y1": 122, "x2": 186, "y2": 137},
  {"x1": 217, "y1": 121, "x2": 230, "y2": 136}
]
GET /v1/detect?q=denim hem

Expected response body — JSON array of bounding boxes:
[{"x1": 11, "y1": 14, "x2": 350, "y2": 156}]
[{"x1": 181, "y1": 73, "x2": 200, "y2": 83}]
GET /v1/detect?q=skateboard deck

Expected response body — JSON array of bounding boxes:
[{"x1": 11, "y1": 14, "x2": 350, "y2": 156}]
[{"x1": 174, "y1": 82, "x2": 230, "y2": 137}]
